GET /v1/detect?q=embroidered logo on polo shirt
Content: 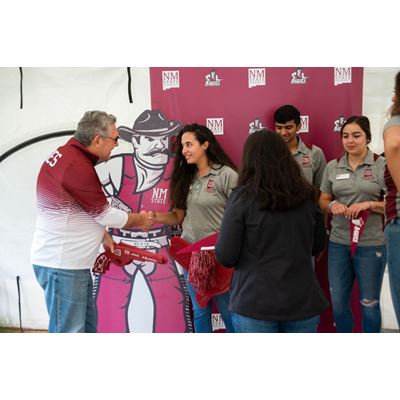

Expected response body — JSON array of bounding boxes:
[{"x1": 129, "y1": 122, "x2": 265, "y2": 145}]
[
  {"x1": 206, "y1": 178, "x2": 216, "y2": 193},
  {"x1": 302, "y1": 155, "x2": 311, "y2": 167},
  {"x1": 363, "y1": 168, "x2": 374, "y2": 180}
]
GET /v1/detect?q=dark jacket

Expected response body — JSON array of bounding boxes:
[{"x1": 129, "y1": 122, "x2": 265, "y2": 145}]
[{"x1": 215, "y1": 187, "x2": 329, "y2": 321}]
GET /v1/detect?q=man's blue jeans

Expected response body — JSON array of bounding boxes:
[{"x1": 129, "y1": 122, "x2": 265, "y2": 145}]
[
  {"x1": 385, "y1": 219, "x2": 400, "y2": 329},
  {"x1": 327, "y1": 241, "x2": 386, "y2": 333},
  {"x1": 33, "y1": 265, "x2": 97, "y2": 333},
  {"x1": 183, "y1": 270, "x2": 234, "y2": 333},
  {"x1": 231, "y1": 313, "x2": 320, "y2": 333}
]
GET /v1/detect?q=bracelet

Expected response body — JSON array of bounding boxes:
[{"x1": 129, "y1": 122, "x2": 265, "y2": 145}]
[
  {"x1": 328, "y1": 200, "x2": 337, "y2": 209},
  {"x1": 369, "y1": 201, "x2": 373, "y2": 210},
  {"x1": 150, "y1": 210, "x2": 156, "y2": 219}
]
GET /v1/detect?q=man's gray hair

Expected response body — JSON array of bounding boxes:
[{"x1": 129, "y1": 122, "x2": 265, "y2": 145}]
[{"x1": 74, "y1": 111, "x2": 117, "y2": 146}]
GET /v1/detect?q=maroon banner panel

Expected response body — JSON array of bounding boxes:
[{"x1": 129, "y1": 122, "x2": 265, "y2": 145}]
[{"x1": 150, "y1": 67, "x2": 364, "y2": 333}]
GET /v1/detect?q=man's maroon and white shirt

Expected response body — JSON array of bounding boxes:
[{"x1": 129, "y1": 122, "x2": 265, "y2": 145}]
[{"x1": 31, "y1": 138, "x2": 128, "y2": 270}]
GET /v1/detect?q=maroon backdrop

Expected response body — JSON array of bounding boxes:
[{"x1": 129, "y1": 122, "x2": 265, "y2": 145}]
[{"x1": 150, "y1": 67, "x2": 364, "y2": 332}]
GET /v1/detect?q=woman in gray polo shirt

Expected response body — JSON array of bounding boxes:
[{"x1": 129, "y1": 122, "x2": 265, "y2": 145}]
[
  {"x1": 152, "y1": 123, "x2": 238, "y2": 333},
  {"x1": 320, "y1": 115, "x2": 386, "y2": 333}
]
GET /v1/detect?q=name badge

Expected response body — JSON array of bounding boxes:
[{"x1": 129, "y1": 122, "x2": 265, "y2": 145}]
[{"x1": 336, "y1": 173, "x2": 350, "y2": 180}]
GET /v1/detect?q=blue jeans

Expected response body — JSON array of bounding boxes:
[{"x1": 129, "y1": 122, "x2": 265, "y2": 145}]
[
  {"x1": 327, "y1": 241, "x2": 386, "y2": 333},
  {"x1": 183, "y1": 270, "x2": 234, "y2": 333},
  {"x1": 33, "y1": 265, "x2": 97, "y2": 333},
  {"x1": 231, "y1": 313, "x2": 320, "y2": 333},
  {"x1": 385, "y1": 219, "x2": 400, "y2": 328}
]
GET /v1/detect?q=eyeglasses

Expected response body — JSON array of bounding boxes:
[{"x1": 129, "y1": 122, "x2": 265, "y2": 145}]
[{"x1": 102, "y1": 135, "x2": 120, "y2": 143}]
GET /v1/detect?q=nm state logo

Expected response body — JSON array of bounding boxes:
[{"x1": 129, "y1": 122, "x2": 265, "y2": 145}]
[
  {"x1": 248, "y1": 68, "x2": 266, "y2": 88},
  {"x1": 298, "y1": 115, "x2": 309, "y2": 133},
  {"x1": 334, "y1": 68, "x2": 352, "y2": 86},
  {"x1": 205, "y1": 69, "x2": 222, "y2": 87},
  {"x1": 206, "y1": 118, "x2": 224, "y2": 135},
  {"x1": 151, "y1": 188, "x2": 168, "y2": 205},
  {"x1": 291, "y1": 68, "x2": 308, "y2": 85},
  {"x1": 162, "y1": 70, "x2": 180, "y2": 91}
]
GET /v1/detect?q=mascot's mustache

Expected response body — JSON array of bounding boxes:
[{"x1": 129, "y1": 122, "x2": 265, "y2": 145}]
[{"x1": 144, "y1": 148, "x2": 172, "y2": 157}]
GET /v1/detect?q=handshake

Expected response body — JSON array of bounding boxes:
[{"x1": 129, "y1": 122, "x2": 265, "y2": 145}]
[
  {"x1": 124, "y1": 208, "x2": 183, "y2": 231},
  {"x1": 136, "y1": 210, "x2": 157, "y2": 232}
]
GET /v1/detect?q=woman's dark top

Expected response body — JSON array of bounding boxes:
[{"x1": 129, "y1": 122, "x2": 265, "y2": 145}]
[{"x1": 215, "y1": 186, "x2": 329, "y2": 322}]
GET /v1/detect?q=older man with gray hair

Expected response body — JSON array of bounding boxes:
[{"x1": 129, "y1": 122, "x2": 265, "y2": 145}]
[{"x1": 31, "y1": 110, "x2": 152, "y2": 333}]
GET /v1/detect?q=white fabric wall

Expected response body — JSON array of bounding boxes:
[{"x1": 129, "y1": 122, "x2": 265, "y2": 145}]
[{"x1": 0, "y1": 68, "x2": 151, "y2": 329}]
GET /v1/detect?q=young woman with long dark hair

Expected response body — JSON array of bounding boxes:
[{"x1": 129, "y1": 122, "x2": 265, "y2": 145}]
[
  {"x1": 215, "y1": 129, "x2": 328, "y2": 333},
  {"x1": 152, "y1": 123, "x2": 238, "y2": 332}
]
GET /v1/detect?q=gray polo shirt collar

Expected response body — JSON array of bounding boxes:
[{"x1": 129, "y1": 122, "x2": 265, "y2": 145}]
[
  {"x1": 206, "y1": 163, "x2": 223, "y2": 176},
  {"x1": 337, "y1": 149, "x2": 375, "y2": 170},
  {"x1": 295, "y1": 136, "x2": 308, "y2": 155}
]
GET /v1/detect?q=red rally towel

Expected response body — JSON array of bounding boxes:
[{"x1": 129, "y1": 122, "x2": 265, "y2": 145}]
[{"x1": 168, "y1": 232, "x2": 233, "y2": 308}]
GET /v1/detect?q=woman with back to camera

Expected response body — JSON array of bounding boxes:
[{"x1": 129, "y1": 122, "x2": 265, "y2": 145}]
[
  {"x1": 151, "y1": 123, "x2": 238, "y2": 333},
  {"x1": 319, "y1": 115, "x2": 386, "y2": 333},
  {"x1": 383, "y1": 71, "x2": 400, "y2": 329},
  {"x1": 215, "y1": 129, "x2": 328, "y2": 333}
]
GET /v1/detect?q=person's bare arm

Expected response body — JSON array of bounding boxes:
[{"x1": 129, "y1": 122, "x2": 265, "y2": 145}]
[
  {"x1": 384, "y1": 126, "x2": 400, "y2": 192},
  {"x1": 319, "y1": 192, "x2": 348, "y2": 216},
  {"x1": 319, "y1": 192, "x2": 333, "y2": 214},
  {"x1": 152, "y1": 208, "x2": 186, "y2": 225},
  {"x1": 102, "y1": 230, "x2": 115, "y2": 253},
  {"x1": 346, "y1": 200, "x2": 385, "y2": 219},
  {"x1": 123, "y1": 211, "x2": 153, "y2": 230}
]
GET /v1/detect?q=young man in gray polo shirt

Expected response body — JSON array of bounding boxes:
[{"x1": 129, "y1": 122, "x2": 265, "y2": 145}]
[{"x1": 274, "y1": 104, "x2": 327, "y2": 189}]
